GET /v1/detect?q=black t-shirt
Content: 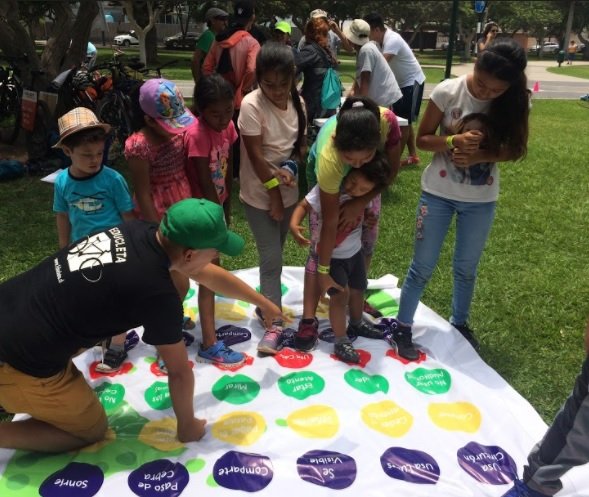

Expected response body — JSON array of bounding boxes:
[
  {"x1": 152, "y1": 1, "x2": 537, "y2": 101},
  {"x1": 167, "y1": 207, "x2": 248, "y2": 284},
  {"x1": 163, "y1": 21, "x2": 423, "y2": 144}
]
[{"x1": 0, "y1": 221, "x2": 183, "y2": 377}]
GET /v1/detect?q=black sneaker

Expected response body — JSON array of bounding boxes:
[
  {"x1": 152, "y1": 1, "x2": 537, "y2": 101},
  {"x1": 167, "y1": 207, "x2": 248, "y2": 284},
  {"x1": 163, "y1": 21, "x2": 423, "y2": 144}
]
[
  {"x1": 385, "y1": 320, "x2": 419, "y2": 361},
  {"x1": 334, "y1": 340, "x2": 360, "y2": 363},
  {"x1": 294, "y1": 318, "x2": 319, "y2": 351},
  {"x1": 96, "y1": 348, "x2": 128, "y2": 373},
  {"x1": 347, "y1": 320, "x2": 384, "y2": 340},
  {"x1": 453, "y1": 323, "x2": 480, "y2": 351}
]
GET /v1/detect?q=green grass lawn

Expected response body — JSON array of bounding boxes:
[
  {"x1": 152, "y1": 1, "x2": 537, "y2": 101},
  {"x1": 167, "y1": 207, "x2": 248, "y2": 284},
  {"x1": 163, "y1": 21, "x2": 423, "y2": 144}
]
[
  {"x1": 1, "y1": 100, "x2": 588, "y2": 423},
  {"x1": 547, "y1": 63, "x2": 589, "y2": 79}
]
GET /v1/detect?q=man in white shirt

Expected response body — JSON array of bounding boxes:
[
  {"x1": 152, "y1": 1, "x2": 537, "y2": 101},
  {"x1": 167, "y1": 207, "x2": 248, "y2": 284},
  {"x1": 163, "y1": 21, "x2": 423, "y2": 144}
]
[
  {"x1": 344, "y1": 19, "x2": 402, "y2": 109},
  {"x1": 364, "y1": 13, "x2": 426, "y2": 167}
]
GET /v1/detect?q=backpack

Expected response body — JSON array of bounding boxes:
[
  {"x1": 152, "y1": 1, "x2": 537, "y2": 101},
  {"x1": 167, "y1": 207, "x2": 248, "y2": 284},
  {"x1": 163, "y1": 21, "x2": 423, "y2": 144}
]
[
  {"x1": 321, "y1": 67, "x2": 343, "y2": 110},
  {"x1": 312, "y1": 43, "x2": 342, "y2": 110}
]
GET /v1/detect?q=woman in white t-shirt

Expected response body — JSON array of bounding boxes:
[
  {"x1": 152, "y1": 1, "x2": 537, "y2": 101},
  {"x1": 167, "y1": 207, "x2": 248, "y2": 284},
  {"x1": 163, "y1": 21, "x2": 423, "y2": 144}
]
[
  {"x1": 238, "y1": 42, "x2": 307, "y2": 355},
  {"x1": 391, "y1": 38, "x2": 530, "y2": 360}
]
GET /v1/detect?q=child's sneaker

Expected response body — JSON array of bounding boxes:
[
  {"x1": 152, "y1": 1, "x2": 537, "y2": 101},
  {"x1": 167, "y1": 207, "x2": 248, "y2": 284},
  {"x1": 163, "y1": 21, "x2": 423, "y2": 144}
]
[
  {"x1": 334, "y1": 340, "x2": 360, "y2": 363},
  {"x1": 183, "y1": 316, "x2": 196, "y2": 330},
  {"x1": 500, "y1": 479, "x2": 549, "y2": 497},
  {"x1": 401, "y1": 155, "x2": 420, "y2": 167},
  {"x1": 347, "y1": 320, "x2": 384, "y2": 339},
  {"x1": 257, "y1": 324, "x2": 283, "y2": 355},
  {"x1": 453, "y1": 323, "x2": 480, "y2": 351},
  {"x1": 385, "y1": 319, "x2": 419, "y2": 361},
  {"x1": 294, "y1": 317, "x2": 319, "y2": 351},
  {"x1": 197, "y1": 341, "x2": 245, "y2": 365},
  {"x1": 96, "y1": 348, "x2": 127, "y2": 373}
]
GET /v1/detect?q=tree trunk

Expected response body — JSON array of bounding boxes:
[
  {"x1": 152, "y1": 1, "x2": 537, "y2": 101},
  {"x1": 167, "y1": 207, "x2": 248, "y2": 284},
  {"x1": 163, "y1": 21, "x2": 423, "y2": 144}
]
[
  {"x1": 122, "y1": 0, "x2": 161, "y2": 65},
  {"x1": 133, "y1": 2, "x2": 158, "y2": 65},
  {"x1": 562, "y1": 0, "x2": 575, "y2": 50}
]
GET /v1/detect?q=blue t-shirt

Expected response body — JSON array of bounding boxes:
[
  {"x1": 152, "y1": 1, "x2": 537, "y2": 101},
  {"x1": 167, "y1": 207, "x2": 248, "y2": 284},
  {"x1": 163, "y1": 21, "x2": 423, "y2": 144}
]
[{"x1": 53, "y1": 165, "x2": 134, "y2": 242}]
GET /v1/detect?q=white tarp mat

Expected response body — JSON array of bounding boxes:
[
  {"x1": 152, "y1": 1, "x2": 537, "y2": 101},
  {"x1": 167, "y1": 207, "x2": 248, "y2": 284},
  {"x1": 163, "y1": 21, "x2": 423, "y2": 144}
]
[{"x1": 1, "y1": 267, "x2": 587, "y2": 497}]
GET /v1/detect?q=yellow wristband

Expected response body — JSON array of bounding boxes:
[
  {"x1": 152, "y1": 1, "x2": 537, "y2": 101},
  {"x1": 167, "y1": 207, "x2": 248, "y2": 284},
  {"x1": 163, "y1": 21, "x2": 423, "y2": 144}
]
[
  {"x1": 263, "y1": 177, "x2": 280, "y2": 190},
  {"x1": 317, "y1": 264, "x2": 330, "y2": 275},
  {"x1": 446, "y1": 135, "x2": 455, "y2": 149}
]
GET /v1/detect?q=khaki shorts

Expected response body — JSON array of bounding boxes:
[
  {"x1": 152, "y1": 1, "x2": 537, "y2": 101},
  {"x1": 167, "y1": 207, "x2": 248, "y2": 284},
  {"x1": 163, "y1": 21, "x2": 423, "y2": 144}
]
[{"x1": 0, "y1": 360, "x2": 107, "y2": 442}]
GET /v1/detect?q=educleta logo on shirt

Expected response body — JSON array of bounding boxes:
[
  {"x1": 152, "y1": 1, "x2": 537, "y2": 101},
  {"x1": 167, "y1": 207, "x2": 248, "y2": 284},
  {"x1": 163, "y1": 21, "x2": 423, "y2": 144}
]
[{"x1": 54, "y1": 227, "x2": 128, "y2": 284}]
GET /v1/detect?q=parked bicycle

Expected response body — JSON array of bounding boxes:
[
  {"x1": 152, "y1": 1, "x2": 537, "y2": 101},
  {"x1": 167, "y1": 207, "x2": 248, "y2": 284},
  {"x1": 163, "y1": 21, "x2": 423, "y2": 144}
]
[{"x1": 0, "y1": 56, "x2": 24, "y2": 144}]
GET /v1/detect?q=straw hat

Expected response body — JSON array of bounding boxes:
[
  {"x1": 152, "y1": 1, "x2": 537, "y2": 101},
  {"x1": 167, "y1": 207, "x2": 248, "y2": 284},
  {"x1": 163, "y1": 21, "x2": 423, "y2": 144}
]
[{"x1": 53, "y1": 107, "x2": 111, "y2": 149}]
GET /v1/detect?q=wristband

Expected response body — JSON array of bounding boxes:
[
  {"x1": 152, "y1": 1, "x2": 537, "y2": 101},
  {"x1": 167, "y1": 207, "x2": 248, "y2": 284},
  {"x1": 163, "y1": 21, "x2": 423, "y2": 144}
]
[
  {"x1": 263, "y1": 177, "x2": 280, "y2": 190},
  {"x1": 446, "y1": 135, "x2": 455, "y2": 149},
  {"x1": 317, "y1": 264, "x2": 330, "y2": 275},
  {"x1": 280, "y1": 159, "x2": 298, "y2": 177}
]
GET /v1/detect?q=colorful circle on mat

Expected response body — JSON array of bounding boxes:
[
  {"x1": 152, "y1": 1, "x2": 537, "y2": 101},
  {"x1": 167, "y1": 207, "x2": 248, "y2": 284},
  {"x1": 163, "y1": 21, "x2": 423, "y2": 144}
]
[
  {"x1": 428, "y1": 402, "x2": 481, "y2": 433},
  {"x1": 145, "y1": 381, "x2": 172, "y2": 410},
  {"x1": 278, "y1": 371, "x2": 325, "y2": 400},
  {"x1": 404, "y1": 368, "x2": 452, "y2": 395},
  {"x1": 380, "y1": 447, "x2": 440, "y2": 484},
  {"x1": 216, "y1": 325, "x2": 252, "y2": 346},
  {"x1": 211, "y1": 411, "x2": 266, "y2": 446},
  {"x1": 274, "y1": 349, "x2": 313, "y2": 368},
  {"x1": 344, "y1": 369, "x2": 389, "y2": 394},
  {"x1": 216, "y1": 302, "x2": 248, "y2": 321},
  {"x1": 457, "y1": 442, "x2": 517, "y2": 484},
  {"x1": 213, "y1": 450, "x2": 273, "y2": 492},
  {"x1": 286, "y1": 405, "x2": 339, "y2": 438},
  {"x1": 128, "y1": 460, "x2": 188, "y2": 497},
  {"x1": 212, "y1": 374, "x2": 260, "y2": 405},
  {"x1": 95, "y1": 382, "x2": 125, "y2": 411},
  {"x1": 88, "y1": 361, "x2": 134, "y2": 379},
  {"x1": 296, "y1": 450, "x2": 357, "y2": 489},
  {"x1": 40, "y1": 462, "x2": 104, "y2": 497},
  {"x1": 361, "y1": 400, "x2": 413, "y2": 437},
  {"x1": 139, "y1": 419, "x2": 185, "y2": 452},
  {"x1": 256, "y1": 283, "x2": 288, "y2": 296}
]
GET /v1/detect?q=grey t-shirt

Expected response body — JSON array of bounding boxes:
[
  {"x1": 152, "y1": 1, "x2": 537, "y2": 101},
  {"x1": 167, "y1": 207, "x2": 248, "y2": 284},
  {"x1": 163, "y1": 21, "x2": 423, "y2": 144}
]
[{"x1": 356, "y1": 41, "x2": 402, "y2": 107}]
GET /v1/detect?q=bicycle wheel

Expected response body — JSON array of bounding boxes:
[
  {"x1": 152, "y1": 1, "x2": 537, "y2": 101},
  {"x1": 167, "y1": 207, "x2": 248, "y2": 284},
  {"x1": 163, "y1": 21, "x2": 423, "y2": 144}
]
[
  {"x1": 0, "y1": 84, "x2": 21, "y2": 144},
  {"x1": 97, "y1": 94, "x2": 132, "y2": 163}
]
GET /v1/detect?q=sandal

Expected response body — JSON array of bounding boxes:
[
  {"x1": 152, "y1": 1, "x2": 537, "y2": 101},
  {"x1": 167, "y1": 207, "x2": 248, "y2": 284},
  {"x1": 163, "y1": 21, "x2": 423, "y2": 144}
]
[{"x1": 401, "y1": 155, "x2": 420, "y2": 167}]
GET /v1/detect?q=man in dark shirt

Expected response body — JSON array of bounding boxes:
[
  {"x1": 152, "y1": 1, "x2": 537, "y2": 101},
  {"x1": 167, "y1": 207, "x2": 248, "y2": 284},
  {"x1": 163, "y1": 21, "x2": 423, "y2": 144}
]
[{"x1": 0, "y1": 198, "x2": 281, "y2": 452}]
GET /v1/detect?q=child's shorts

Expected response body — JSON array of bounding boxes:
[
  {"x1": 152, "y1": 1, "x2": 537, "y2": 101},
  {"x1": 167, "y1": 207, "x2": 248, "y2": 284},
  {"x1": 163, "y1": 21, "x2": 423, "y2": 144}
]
[
  {"x1": 0, "y1": 359, "x2": 107, "y2": 442},
  {"x1": 329, "y1": 250, "x2": 367, "y2": 292}
]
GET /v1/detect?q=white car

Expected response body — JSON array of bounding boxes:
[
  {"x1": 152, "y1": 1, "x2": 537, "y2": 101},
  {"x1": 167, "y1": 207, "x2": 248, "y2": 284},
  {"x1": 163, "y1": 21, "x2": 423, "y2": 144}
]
[
  {"x1": 529, "y1": 42, "x2": 560, "y2": 55},
  {"x1": 113, "y1": 33, "x2": 139, "y2": 47}
]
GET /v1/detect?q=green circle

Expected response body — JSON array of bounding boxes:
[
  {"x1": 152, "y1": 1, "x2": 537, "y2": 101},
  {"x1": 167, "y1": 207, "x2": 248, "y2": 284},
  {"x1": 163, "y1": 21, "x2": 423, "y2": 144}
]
[
  {"x1": 186, "y1": 458, "x2": 206, "y2": 473},
  {"x1": 115, "y1": 452, "x2": 137, "y2": 466},
  {"x1": 206, "y1": 474, "x2": 219, "y2": 487},
  {"x1": 5, "y1": 474, "x2": 29, "y2": 490},
  {"x1": 212, "y1": 374, "x2": 260, "y2": 405}
]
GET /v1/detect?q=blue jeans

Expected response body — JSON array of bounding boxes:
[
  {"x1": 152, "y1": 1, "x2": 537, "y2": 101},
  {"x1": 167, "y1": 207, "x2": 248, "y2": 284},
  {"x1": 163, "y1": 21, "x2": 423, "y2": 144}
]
[{"x1": 397, "y1": 191, "x2": 496, "y2": 326}]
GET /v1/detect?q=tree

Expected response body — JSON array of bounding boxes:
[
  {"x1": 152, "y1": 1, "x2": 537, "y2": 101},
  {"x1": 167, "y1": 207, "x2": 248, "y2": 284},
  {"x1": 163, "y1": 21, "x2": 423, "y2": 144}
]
[
  {"x1": 121, "y1": 0, "x2": 163, "y2": 64},
  {"x1": 0, "y1": 0, "x2": 99, "y2": 88}
]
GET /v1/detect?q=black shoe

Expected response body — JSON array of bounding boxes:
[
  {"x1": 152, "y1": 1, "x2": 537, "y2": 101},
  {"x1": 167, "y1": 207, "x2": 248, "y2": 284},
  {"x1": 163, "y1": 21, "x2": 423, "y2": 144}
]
[
  {"x1": 347, "y1": 320, "x2": 384, "y2": 339},
  {"x1": 453, "y1": 323, "x2": 480, "y2": 351},
  {"x1": 96, "y1": 348, "x2": 128, "y2": 373},
  {"x1": 334, "y1": 340, "x2": 360, "y2": 363},
  {"x1": 294, "y1": 318, "x2": 319, "y2": 351},
  {"x1": 385, "y1": 319, "x2": 419, "y2": 361}
]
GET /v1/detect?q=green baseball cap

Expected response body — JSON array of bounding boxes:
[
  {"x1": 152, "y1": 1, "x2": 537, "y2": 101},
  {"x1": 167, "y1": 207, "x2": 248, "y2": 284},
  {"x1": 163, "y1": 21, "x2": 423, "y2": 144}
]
[
  {"x1": 274, "y1": 21, "x2": 292, "y2": 35},
  {"x1": 160, "y1": 199, "x2": 244, "y2": 256}
]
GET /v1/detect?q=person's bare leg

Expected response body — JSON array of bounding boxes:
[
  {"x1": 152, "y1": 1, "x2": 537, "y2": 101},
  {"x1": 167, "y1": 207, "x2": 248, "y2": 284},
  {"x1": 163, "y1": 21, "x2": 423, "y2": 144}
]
[
  {"x1": 364, "y1": 253, "x2": 373, "y2": 276},
  {"x1": 329, "y1": 288, "x2": 349, "y2": 340},
  {"x1": 0, "y1": 417, "x2": 105, "y2": 453},
  {"x1": 399, "y1": 126, "x2": 410, "y2": 159},
  {"x1": 199, "y1": 258, "x2": 219, "y2": 349},
  {"x1": 348, "y1": 288, "x2": 365, "y2": 323},
  {"x1": 302, "y1": 270, "x2": 321, "y2": 319},
  {"x1": 406, "y1": 125, "x2": 418, "y2": 158}
]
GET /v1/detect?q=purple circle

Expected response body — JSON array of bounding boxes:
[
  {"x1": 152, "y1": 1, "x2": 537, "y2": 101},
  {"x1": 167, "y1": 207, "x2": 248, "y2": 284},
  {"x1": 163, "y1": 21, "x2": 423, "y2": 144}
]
[
  {"x1": 213, "y1": 450, "x2": 273, "y2": 492},
  {"x1": 296, "y1": 450, "x2": 357, "y2": 489},
  {"x1": 457, "y1": 442, "x2": 517, "y2": 484},
  {"x1": 128, "y1": 460, "x2": 189, "y2": 497},
  {"x1": 380, "y1": 447, "x2": 440, "y2": 484},
  {"x1": 40, "y1": 462, "x2": 104, "y2": 497}
]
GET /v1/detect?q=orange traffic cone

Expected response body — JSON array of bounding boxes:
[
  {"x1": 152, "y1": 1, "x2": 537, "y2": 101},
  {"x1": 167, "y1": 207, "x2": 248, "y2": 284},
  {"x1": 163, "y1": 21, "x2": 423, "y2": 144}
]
[{"x1": 532, "y1": 81, "x2": 540, "y2": 92}]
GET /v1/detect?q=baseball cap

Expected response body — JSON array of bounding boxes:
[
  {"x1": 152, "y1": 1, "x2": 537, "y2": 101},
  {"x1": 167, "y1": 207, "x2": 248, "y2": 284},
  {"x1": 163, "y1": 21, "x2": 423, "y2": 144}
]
[
  {"x1": 310, "y1": 9, "x2": 328, "y2": 19},
  {"x1": 53, "y1": 107, "x2": 111, "y2": 149},
  {"x1": 234, "y1": 0, "x2": 254, "y2": 20},
  {"x1": 139, "y1": 79, "x2": 195, "y2": 134},
  {"x1": 274, "y1": 21, "x2": 291, "y2": 35},
  {"x1": 205, "y1": 7, "x2": 229, "y2": 22},
  {"x1": 344, "y1": 19, "x2": 371, "y2": 46},
  {"x1": 160, "y1": 198, "x2": 244, "y2": 256}
]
